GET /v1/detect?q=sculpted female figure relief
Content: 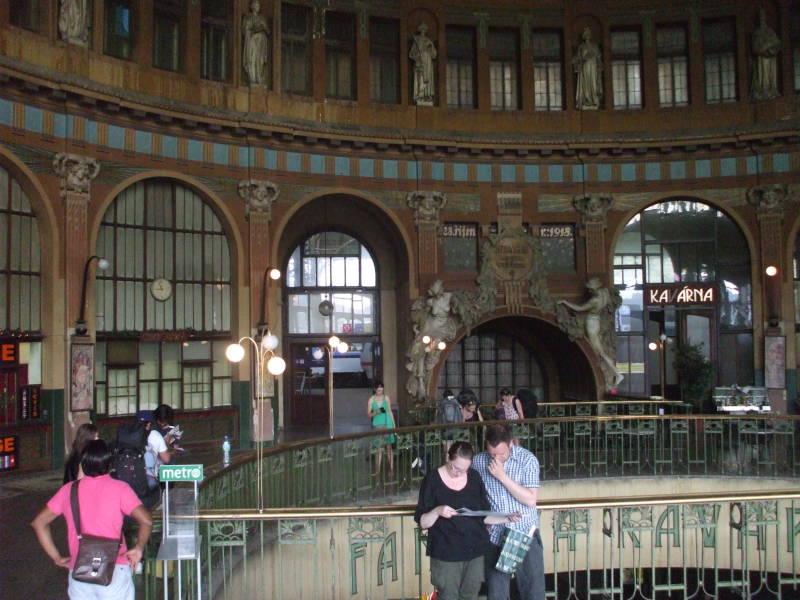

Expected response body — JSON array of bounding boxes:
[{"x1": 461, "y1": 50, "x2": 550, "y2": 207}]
[{"x1": 751, "y1": 9, "x2": 780, "y2": 101}]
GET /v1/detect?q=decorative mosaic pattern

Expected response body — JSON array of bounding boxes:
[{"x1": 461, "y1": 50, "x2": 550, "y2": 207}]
[{"x1": 0, "y1": 97, "x2": 794, "y2": 188}]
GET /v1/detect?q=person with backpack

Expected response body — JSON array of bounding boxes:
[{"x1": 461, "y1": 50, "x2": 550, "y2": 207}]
[
  {"x1": 138, "y1": 408, "x2": 175, "y2": 495},
  {"x1": 437, "y1": 389, "x2": 464, "y2": 425}
]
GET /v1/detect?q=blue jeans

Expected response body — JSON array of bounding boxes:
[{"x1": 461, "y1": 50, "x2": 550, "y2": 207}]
[
  {"x1": 485, "y1": 529, "x2": 545, "y2": 600},
  {"x1": 68, "y1": 565, "x2": 134, "y2": 600}
]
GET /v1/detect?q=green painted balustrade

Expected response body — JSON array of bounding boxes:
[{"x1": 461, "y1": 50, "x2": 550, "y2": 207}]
[
  {"x1": 141, "y1": 490, "x2": 800, "y2": 599},
  {"x1": 140, "y1": 414, "x2": 800, "y2": 599},
  {"x1": 198, "y1": 415, "x2": 799, "y2": 511}
]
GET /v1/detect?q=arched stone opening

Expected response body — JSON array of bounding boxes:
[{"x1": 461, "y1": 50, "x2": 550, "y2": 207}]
[
  {"x1": 435, "y1": 314, "x2": 599, "y2": 406},
  {"x1": 275, "y1": 193, "x2": 411, "y2": 435}
]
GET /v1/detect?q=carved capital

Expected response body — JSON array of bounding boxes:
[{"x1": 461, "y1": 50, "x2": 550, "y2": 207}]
[
  {"x1": 747, "y1": 184, "x2": 788, "y2": 221},
  {"x1": 238, "y1": 179, "x2": 279, "y2": 221},
  {"x1": 53, "y1": 153, "x2": 100, "y2": 198},
  {"x1": 406, "y1": 191, "x2": 446, "y2": 224},
  {"x1": 573, "y1": 194, "x2": 613, "y2": 230}
]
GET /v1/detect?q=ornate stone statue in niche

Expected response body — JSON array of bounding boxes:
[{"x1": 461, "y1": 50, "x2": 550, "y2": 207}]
[
  {"x1": 409, "y1": 23, "x2": 437, "y2": 106},
  {"x1": 572, "y1": 27, "x2": 602, "y2": 110},
  {"x1": 557, "y1": 277, "x2": 623, "y2": 389},
  {"x1": 242, "y1": 0, "x2": 270, "y2": 86},
  {"x1": 59, "y1": 0, "x2": 90, "y2": 46},
  {"x1": 751, "y1": 9, "x2": 781, "y2": 101},
  {"x1": 405, "y1": 280, "x2": 457, "y2": 402}
]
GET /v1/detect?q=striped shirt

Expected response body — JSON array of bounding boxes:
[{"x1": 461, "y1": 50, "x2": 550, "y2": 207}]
[{"x1": 472, "y1": 444, "x2": 540, "y2": 545}]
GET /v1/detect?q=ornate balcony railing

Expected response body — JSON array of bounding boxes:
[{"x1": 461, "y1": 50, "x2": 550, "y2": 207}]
[
  {"x1": 141, "y1": 490, "x2": 800, "y2": 599},
  {"x1": 198, "y1": 415, "x2": 800, "y2": 511},
  {"x1": 140, "y1": 415, "x2": 800, "y2": 599}
]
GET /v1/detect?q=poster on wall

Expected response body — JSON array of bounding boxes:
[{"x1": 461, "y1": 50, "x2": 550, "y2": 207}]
[
  {"x1": 70, "y1": 343, "x2": 94, "y2": 411},
  {"x1": 764, "y1": 335, "x2": 785, "y2": 389}
]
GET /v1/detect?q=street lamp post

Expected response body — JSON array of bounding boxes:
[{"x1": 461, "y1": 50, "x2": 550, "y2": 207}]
[
  {"x1": 226, "y1": 335, "x2": 286, "y2": 511},
  {"x1": 75, "y1": 255, "x2": 110, "y2": 336},
  {"x1": 313, "y1": 335, "x2": 349, "y2": 439}
]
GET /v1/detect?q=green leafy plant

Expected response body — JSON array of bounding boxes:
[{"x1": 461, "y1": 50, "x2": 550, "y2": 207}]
[{"x1": 673, "y1": 342, "x2": 713, "y2": 413}]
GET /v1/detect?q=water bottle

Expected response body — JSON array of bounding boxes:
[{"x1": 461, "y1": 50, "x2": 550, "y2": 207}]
[{"x1": 222, "y1": 435, "x2": 231, "y2": 468}]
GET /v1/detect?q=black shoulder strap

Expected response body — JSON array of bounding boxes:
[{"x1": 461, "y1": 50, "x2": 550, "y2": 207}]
[{"x1": 69, "y1": 480, "x2": 82, "y2": 538}]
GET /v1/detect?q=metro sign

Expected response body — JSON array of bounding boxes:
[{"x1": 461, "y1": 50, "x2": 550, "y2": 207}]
[{"x1": 645, "y1": 284, "x2": 716, "y2": 306}]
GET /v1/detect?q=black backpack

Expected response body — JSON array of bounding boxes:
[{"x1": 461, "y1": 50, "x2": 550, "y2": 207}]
[
  {"x1": 111, "y1": 420, "x2": 149, "y2": 500},
  {"x1": 436, "y1": 396, "x2": 464, "y2": 424}
]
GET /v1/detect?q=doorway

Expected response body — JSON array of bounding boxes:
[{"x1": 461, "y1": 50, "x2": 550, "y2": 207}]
[
  {"x1": 647, "y1": 308, "x2": 715, "y2": 398},
  {"x1": 289, "y1": 343, "x2": 328, "y2": 427}
]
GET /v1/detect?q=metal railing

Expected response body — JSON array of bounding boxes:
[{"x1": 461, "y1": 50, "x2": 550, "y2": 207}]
[
  {"x1": 407, "y1": 399, "x2": 692, "y2": 425},
  {"x1": 142, "y1": 489, "x2": 800, "y2": 599},
  {"x1": 141, "y1": 414, "x2": 800, "y2": 599},
  {"x1": 197, "y1": 415, "x2": 800, "y2": 511}
]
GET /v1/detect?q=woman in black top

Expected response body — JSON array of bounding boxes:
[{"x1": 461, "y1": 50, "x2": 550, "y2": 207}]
[
  {"x1": 62, "y1": 422, "x2": 98, "y2": 483},
  {"x1": 415, "y1": 441, "x2": 518, "y2": 600}
]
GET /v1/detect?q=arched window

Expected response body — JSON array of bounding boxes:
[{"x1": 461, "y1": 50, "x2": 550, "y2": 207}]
[
  {"x1": 285, "y1": 231, "x2": 377, "y2": 335},
  {"x1": 94, "y1": 179, "x2": 233, "y2": 416},
  {"x1": 614, "y1": 199, "x2": 752, "y2": 396},
  {"x1": 437, "y1": 333, "x2": 545, "y2": 404},
  {"x1": 0, "y1": 165, "x2": 42, "y2": 426},
  {"x1": 0, "y1": 166, "x2": 40, "y2": 332}
]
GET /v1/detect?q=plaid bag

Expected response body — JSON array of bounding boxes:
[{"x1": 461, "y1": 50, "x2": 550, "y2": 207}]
[{"x1": 495, "y1": 527, "x2": 533, "y2": 574}]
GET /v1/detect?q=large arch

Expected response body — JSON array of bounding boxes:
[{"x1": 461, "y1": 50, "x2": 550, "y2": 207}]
[
  {"x1": 611, "y1": 195, "x2": 756, "y2": 400},
  {"x1": 271, "y1": 187, "x2": 416, "y2": 297},
  {"x1": 434, "y1": 309, "x2": 603, "y2": 404},
  {"x1": 92, "y1": 171, "x2": 245, "y2": 296},
  {"x1": 273, "y1": 191, "x2": 413, "y2": 432}
]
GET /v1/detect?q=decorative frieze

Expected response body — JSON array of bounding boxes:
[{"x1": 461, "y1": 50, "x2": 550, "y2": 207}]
[
  {"x1": 238, "y1": 179, "x2": 279, "y2": 221},
  {"x1": 53, "y1": 153, "x2": 100, "y2": 198},
  {"x1": 406, "y1": 191, "x2": 446, "y2": 224}
]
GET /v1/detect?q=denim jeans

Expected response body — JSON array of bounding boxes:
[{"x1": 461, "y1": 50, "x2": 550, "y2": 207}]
[
  {"x1": 484, "y1": 529, "x2": 545, "y2": 600},
  {"x1": 68, "y1": 565, "x2": 134, "y2": 600}
]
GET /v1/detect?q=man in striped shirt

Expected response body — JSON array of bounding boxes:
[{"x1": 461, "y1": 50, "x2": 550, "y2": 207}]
[{"x1": 472, "y1": 424, "x2": 545, "y2": 600}]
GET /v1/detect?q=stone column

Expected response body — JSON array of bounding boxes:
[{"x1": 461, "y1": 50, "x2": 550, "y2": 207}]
[
  {"x1": 406, "y1": 191, "x2": 446, "y2": 289},
  {"x1": 238, "y1": 179, "x2": 279, "y2": 333},
  {"x1": 573, "y1": 194, "x2": 613, "y2": 276},
  {"x1": 238, "y1": 179, "x2": 280, "y2": 444},
  {"x1": 748, "y1": 184, "x2": 788, "y2": 327},
  {"x1": 53, "y1": 153, "x2": 100, "y2": 449},
  {"x1": 53, "y1": 153, "x2": 100, "y2": 333},
  {"x1": 747, "y1": 183, "x2": 789, "y2": 413}
]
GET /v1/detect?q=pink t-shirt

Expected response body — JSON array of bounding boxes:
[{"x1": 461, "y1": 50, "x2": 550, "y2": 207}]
[{"x1": 47, "y1": 474, "x2": 143, "y2": 570}]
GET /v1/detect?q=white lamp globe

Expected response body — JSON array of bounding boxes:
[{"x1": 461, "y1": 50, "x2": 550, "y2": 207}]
[
  {"x1": 269, "y1": 268, "x2": 281, "y2": 280},
  {"x1": 312, "y1": 347, "x2": 324, "y2": 360},
  {"x1": 437, "y1": 341, "x2": 447, "y2": 351},
  {"x1": 421, "y1": 335, "x2": 431, "y2": 345},
  {"x1": 267, "y1": 355, "x2": 286, "y2": 375},
  {"x1": 97, "y1": 257, "x2": 110, "y2": 270},
  {"x1": 328, "y1": 335, "x2": 340, "y2": 348},
  {"x1": 337, "y1": 342, "x2": 349, "y2": 353},
  {"x1": 261, "y1": 332, "x2": 279, "y2": 351},
  {"x1": 225, "y1": 343, "x2": 245, "y2": 363},
  {"x1": 648, "y1": 342, "x2": 658, "y2": 351}
]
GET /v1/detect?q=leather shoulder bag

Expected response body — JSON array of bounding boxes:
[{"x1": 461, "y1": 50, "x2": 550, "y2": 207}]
[{"x1": 70, "y1": 480, "x2": 123, "y2": 586}]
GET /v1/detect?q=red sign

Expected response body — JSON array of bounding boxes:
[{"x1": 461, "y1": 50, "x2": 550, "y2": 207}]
[
  {"x1": 0, "y1": 435, "x2": 18, "y2": 470},
  {"x1": 0, "y1": 343, "x2": 17, "y2": 364}
]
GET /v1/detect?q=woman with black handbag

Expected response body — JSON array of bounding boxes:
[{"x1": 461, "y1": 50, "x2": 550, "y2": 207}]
[{"x1": 31, "y1": 439, "x2": 153, "y2": 599}]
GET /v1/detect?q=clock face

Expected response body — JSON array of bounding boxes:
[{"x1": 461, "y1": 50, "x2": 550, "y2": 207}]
[{"x1": 150, "y1": 278, "x2": 172, "y2": 302}]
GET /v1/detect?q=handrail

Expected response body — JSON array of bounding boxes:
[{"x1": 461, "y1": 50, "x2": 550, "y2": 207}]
[{"x1": 185, "y1": 488, "x2": 800, "y2": 520}]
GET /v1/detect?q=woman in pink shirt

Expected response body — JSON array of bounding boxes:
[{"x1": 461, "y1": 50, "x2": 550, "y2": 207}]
[{"x1": 31, "y1": 439, "x2": 153, "y2": 600}]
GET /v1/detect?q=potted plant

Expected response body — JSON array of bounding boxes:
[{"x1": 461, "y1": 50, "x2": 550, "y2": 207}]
[{"x1": 673, "y1": 342, "x2": 713, "y2": 414}]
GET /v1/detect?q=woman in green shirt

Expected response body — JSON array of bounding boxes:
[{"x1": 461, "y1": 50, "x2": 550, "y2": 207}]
[{"x1": 367, "y1": 381, "x2": 396, "y2": 476}]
